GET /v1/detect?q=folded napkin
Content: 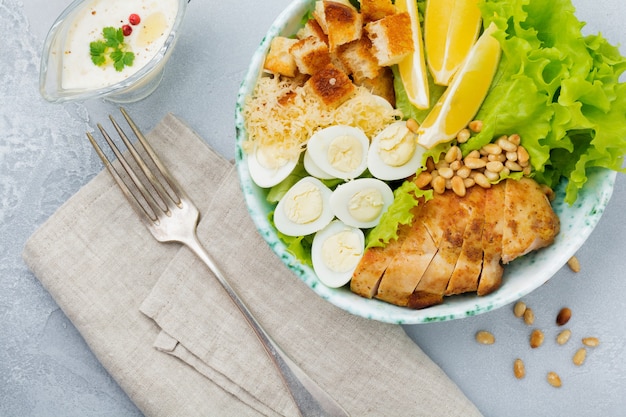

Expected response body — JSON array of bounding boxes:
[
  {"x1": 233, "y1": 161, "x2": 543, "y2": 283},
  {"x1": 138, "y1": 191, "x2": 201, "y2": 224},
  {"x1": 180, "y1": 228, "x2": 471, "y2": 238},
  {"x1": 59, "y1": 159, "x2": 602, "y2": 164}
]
[{"x1": 22, "y1": 114, "x2": 483, "y2": 417}]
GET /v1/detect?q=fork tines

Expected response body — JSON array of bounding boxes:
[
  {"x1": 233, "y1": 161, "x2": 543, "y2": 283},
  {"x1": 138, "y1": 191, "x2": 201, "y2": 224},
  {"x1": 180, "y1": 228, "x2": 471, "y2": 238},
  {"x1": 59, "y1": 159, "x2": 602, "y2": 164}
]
[{"x1": 86, "y1": 108, "x2": 182, "y2": 224}]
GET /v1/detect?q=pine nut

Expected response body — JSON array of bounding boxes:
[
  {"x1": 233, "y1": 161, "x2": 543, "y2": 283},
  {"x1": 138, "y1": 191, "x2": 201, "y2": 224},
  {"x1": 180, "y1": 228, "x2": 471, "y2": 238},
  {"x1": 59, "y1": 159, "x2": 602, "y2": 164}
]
[
  {"x1": 445, "y1": 146, "x2": 462, "y2": 163},
  {"x1": 508, "y1": 133, "x2": 521, "y2": 146},
  {"x1": 556, "y1": 307, "x2": 572, "y2": 326},
  {"x1": 513, "y1": 358, "x2": 525, "y2": 379},
  {"x1": 435, "y1": 159, "x2": 449, "y2": 169},
  {"x1": 445, "y1": 178, "x2": 453, "y2": 190},
  {"x1": 449, "y1": 160, "x2": 462, "y2": 171},
  {"x1": 500, "y1": 167, "x2": 511, "y2": 177},
  {"x1": 456, "y1": 165, "x2": 471, "y2": 178},
  {"x1": 530, "y1": 329, "x2": 545, "y2": 348},
  {"x1": 469, "y1": 120, "x2": 483, "y2": 133},
  {"x1": 426, "y1": 156, "x2": 435, "y2": 172},
  {"x1": 432, "y1": 175, "x2": 446, "y2": 194},
  {"x1": 557, "y1": 329, "x2": 572, "y2": 345},
  {"x1": 505, "y1": 160, "x2": 524, "y2": 172},
  {"x1": 517, "y1": 146, "x2": 530, "y2": 164},
  {"x1": 506, "y1": 151, "x2": 518, "y2": 162},
  {"x1": 475, "y1": 330, "x2": 495, "y2": 345},
  {"x1": 497, "y1": 136, "x2": 518, "y2": 152},
  {"x1": 474, "y1": 172, "x2": 491, "y2": 188},
  {"x1": 582, "y1": 337, "x2": 600, "y2": 347},
  {"x1": 467, "y1": 150, "x2": 481, "y2": 159},
  {"x1": 415, "y1": 171, "x2": 433, "y2": 189},
  {"x1": 567, "y1": 256, "x2": 581, "y2": 272},
  {"x1": 573, "y1": 348, "x2": 587, "y2": 366},
  {"x1": 406, "y1": 118, "x2": 419, "y2": 134},
  {"x1": 523, "y1": 307, "x2": 535, "y2": 325},
  {"x1": 456, "y1": 128, "x2": 471, "y2": 143},
  {"x1": 484, "y1": 169, "x2": 500, "y2": 182},
  {"x1": 464, "y1": 157, "x2": 487, "y2": 169},
  {"x1": 483, "y1": 143, "x2": 502, "y2": 155},
  {"x1": 463, "y1": 177, "x2": 475, "y2": 188},
  {"x1": 547, "y1": 371, "x2": 562, "y2": 388},
  {"x1": 438, "y1": 166, "x2": 454, "y2": 179},
  {"x1": 513, "y1": 301, "x2": 527, "y2": 318},
  {"x1": 486, "y1": 160, "x2": 504, "y2": 173},
  {"x1": 451, "y1": 175, "x2": 466, "y2": 197},
  {"x1": 522, "y1": 166, "x2": 532, "y2": 176},
  {"x1": 487, "y1": 153, "x2": 505, "y2": 162}
]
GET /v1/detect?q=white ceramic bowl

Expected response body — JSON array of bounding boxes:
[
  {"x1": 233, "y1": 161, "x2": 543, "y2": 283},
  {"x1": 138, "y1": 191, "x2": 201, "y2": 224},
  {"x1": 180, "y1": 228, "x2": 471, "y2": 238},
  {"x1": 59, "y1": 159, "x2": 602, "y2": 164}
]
[
  {"x1": 234, "y1": 0, "x2": 617, "y2": 324},
  {"x1": 40, "y1": 0, "x2": 188, "y2": 103}
]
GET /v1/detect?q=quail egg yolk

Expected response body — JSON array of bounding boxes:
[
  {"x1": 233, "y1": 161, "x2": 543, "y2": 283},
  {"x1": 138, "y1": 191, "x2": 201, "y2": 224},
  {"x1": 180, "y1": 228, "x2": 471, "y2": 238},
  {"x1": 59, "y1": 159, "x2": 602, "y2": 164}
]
[
  {"x1": 348, "y1": 188, "x2": 384, "y2": 223},
  {"x1": 377, "y1": 124, "x2": 416, "y2": 167},
  {"x1": 321, "y1": 231, "x2": 363, "y2": 272},
  {"x1": 327, "y1": 135, "x2": 363, "y2": 173},
  {"x1": 283, "y1": 181, "x2": 323, "y2": 224},
  {"x1": 257, "y1": 144, "x2": 290, "y2": 170}
]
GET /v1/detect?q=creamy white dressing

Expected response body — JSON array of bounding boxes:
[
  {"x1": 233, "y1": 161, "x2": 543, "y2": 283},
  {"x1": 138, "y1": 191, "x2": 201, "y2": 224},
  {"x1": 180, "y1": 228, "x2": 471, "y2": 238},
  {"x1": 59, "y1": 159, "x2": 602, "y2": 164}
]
[{"x1": 61, "y1": 0, "x2": 178, "y2": 90}]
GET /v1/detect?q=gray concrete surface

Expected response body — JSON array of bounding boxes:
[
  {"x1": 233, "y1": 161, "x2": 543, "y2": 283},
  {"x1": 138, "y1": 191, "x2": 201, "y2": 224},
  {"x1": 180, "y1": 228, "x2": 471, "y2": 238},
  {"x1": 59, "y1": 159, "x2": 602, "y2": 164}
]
[{"x1": 1, "y1": 0, "x2": 625, "y2": 416}]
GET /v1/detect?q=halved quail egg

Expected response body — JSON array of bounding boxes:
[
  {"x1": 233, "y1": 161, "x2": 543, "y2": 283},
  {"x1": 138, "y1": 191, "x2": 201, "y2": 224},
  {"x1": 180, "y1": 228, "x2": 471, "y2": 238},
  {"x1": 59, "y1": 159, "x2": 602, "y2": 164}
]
[
  {"x1": 312, "y1": 220, "x2": 365, "y2": 288},
  {"x1": 306, "y1": 125, "x2": 369, "y2": 180},
  {"x1": 367, "y1": 121, "x2": 426, "y2": 181},
  {"x1": 303, "y1": 149, "x2": 335, "y2": 180},
  {"x1": 329, "y1": 178, "x2": 394, "y2": 228},
  {"x1": 273, "y1": 176, "x2": 334, "y2": 237},
  {"x1": 247, "y1": 144, "x2": 299, "y2": 188}
]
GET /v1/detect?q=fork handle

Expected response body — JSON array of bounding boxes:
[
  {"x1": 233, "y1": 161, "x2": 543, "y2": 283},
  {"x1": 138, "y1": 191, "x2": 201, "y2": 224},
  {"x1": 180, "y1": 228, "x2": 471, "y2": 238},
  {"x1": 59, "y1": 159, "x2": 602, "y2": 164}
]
[{"x1": 182, "y1": 233, "x2": 350, "y2": 417}]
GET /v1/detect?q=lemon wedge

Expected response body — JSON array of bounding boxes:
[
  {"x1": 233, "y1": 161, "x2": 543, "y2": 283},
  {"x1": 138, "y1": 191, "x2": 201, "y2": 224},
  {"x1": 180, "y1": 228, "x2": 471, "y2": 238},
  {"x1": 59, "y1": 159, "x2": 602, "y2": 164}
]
[
  {"x1": 424, "y1": 0, "x2": 482, "y2": 86},
  {"x1": 395, "y1": 0, "x2": 429, "y2": 109},
  {"x1": 417, "y1": 23, "x2": 501, "y2": 149}
]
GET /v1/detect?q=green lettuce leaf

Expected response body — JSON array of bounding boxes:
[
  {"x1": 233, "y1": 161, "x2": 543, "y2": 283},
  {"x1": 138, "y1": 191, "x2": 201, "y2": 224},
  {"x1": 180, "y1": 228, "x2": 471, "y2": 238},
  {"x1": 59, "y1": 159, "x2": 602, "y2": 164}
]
[
  {"x1": 268, "y1": 209, "x2": 314, "y2": 267},
  {"x1": 366, "y1": 180, "x2": 433, "y2": 248},
  {"x1": 470, "y1": 0, "x2": 626, "y2": 203}
]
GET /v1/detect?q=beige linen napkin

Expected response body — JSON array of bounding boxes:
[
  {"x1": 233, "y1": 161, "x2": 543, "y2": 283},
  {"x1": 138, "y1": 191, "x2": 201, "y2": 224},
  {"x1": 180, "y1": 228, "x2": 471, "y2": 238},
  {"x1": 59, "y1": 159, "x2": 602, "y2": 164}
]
[{"x1": 22, "y1": 114, "x2": 483, "y2": 417}]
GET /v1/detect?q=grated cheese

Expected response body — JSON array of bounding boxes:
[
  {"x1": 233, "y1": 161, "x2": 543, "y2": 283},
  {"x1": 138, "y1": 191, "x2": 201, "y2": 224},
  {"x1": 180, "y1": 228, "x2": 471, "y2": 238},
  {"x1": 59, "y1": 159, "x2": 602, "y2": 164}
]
[{"x1": 242, "y1": 75, "x2": 402, "y2": 163}]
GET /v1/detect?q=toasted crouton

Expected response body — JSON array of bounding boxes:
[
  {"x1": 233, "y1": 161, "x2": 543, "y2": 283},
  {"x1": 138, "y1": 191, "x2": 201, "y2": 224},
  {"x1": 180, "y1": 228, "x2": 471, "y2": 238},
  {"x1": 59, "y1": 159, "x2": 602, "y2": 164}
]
[
  {"x1": 354, "y1": 67, "x2": 396, "y2": 107},
  {"x1": 313, "y1": 1, "x2": 363, "y2": 51},
  {"x1": 360, "y1": 0, "x2": 397, "y2": 22},
  {"x1": 264, "y1": 37, "x2": 298, "y2": 77},
  {"x1": 329, "y1": 51, "x2": 351, "y2": 75},
  {"x1": 305, "y1": 64, "x2": 356, "y2": 107},
  {"x1": 296, "y1": 19, "x2": 329, "y2": 44},
  {"x1": 336, "y1": 36, "x2": 381, "y2": 82},
  {"x1": 290, "y1": 36, "x2": 332, "y2": 75},
  {"x1": 365, "y1": 12, "x2": 414, "y2": 66}
]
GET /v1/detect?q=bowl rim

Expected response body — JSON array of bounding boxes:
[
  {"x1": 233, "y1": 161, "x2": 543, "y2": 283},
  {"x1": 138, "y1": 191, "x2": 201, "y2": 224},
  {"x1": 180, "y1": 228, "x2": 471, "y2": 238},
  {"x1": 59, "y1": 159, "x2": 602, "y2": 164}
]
[
  {"x1": 234, "y1": 0, "x2": 618, "y2": 324},
  {"x1": 39, "y1": 0, "x2": 189, "y2": 103}
]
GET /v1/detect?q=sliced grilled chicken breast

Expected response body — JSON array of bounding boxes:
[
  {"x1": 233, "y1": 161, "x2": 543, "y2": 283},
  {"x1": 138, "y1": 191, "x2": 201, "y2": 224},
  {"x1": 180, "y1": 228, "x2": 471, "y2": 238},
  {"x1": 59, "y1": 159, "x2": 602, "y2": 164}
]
[
  {"x1": 502, "y1": 177, "x2": 560, "y2": 263},
  {"x1": 350, "y1": 178, "x2": 560, "y2": 309},
  {"x1": 376, "y1": 204, "x2": 437, "y2": 306},
  {"x1": 445, "y1": 185, "x2": 486, "y2": 295}
]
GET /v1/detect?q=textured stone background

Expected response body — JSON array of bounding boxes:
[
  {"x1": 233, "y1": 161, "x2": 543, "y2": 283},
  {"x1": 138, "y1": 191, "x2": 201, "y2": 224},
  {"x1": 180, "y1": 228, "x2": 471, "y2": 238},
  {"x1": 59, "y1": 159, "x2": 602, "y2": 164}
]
[{"x1": 1, "y1": 0, "x2": 625, "y2": 416}]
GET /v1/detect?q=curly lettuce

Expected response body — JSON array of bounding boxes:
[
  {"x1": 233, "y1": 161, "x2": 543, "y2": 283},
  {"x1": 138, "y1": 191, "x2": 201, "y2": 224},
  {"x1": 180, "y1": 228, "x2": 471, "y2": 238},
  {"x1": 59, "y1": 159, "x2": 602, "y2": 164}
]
[
  {"x1": 394, "y1": 0, "x2": 626, "y2": 206},
  {"x1": 366, "y1": 180, "x2": 433, "y2": 248},
  {"x1": 467, "y1": 0, "x2": 626, "y2": 203}
]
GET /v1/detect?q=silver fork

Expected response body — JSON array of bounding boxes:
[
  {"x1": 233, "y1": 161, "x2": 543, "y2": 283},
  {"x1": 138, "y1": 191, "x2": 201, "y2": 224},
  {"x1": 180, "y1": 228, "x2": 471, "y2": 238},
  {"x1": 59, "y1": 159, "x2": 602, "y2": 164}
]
[{"x1": 86, "y1": 108, "x2": 349, "y2": 417}]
